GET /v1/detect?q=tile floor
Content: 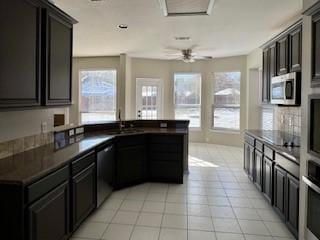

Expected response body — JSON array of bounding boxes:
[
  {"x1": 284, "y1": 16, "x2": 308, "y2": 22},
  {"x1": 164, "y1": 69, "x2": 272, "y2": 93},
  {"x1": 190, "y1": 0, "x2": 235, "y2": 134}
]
[{"x1": 71, "y1": 143, "x2": 295, "y2": 240}]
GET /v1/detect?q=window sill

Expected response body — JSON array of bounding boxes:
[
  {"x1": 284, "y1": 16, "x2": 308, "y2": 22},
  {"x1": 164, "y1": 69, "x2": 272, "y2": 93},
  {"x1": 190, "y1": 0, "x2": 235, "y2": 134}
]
[
  {"x1": 209, "y1": 129, "x2": 241, "y2": 135},
  {"x1": 190, "y1": 127, "x2": 202, "y2": 132}
]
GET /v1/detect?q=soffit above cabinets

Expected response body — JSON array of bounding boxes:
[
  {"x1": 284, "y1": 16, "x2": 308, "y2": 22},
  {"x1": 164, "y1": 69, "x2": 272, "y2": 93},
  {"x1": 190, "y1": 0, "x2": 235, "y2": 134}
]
[{"x1": 159, "y1": 0, "x2": 215, "y2": 16}]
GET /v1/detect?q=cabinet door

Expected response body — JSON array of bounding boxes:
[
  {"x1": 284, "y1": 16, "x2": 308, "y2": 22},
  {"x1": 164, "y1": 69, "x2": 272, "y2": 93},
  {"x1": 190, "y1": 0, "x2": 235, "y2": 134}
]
[
  {"x1": 43, "y1": 10, "x2": 73, "y2": 105},
  {"x1": 286, "y1": 174, "x2": 299, "y2": 237},
  {"x1": 72, "y1": 163, "x2": 96, "y2": 230},
  {"x1": 116, "y1": 145, "x2": 146, "y2": 188},
  {"x1": 27, "y1": 181, "x2": 69, "y2": 240},
  {"x1": 254, "y1": 150, "x2": 263, "y2": 191},
  {"x1": 274, "y1": 165, "x2": 287, "y2": 220},
  {"x1": 248, "y1": 145, "x2": 255, "y2": 181},
  {"x1": 262, "y1": 156, "x2": 273, "y2": 204},
  {"x1": 0, "y1": 0, "x2": 41, "y2": 107},
  {"x1": 244, "y1": 143, "x2": 249, "y2": 173},
  {"x1": 289, "y1": 25, "x2": 302, "y2": 72},
  {"x1": 262, "y1": 48, "x2": 270, "y2": 103},
  {"x1": 312, "y1": 13, "x2": 320, "y2": 86},
  {"x1": 277, "y1": 36, "x2": 289, "y2": 75},
  {"x1": 269, "y1": 43, "x2": 277, "y2": 80}
]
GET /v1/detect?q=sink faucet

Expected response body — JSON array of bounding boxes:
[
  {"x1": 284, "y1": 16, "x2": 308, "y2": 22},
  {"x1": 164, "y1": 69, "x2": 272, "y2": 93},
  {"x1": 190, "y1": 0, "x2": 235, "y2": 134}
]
[{"x1": 118, "y1": 109, "x2": 125, "y2": 131}]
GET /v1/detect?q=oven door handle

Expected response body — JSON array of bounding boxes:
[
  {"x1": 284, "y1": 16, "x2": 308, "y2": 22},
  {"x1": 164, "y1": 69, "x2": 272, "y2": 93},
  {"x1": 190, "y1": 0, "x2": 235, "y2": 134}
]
[{"x1": 303, "y1": 176, "x2": 320, "y2": 194}]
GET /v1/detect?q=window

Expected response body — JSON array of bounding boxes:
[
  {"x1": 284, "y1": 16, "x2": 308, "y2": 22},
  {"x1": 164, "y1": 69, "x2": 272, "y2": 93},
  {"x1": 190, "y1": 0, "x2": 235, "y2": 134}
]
[
  {"x1": 174, "y1": 73, "x2": 201, "y2": 128},
  {"x1": 80, "y1": 70, "x2": 117, "y2": 123},
  {"x1": 212, "y1": 72, "x2": 241, "y2": 131},
  {"x1": 261, "y1": 106, "x2": 274, "y2": 130}
]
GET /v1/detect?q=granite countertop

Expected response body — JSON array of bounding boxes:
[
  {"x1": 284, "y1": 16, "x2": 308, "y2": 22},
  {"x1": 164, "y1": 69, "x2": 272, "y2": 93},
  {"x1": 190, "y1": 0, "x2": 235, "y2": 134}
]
[
  {"x1": 245, "y1": 130, "x2": 300, "y2": 163},
  {"x1": 0, "y1": 127, "x2": 188, "y2": 186}
]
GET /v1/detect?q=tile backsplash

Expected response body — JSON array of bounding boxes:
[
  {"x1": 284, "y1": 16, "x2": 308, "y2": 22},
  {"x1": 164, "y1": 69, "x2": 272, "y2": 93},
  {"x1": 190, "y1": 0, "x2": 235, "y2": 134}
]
[
  {"x1": 275, "y1": 106, "x2": 301, "y2": 136},
  {"x1": 0, "y1": 132, "x2": 53, "y2": 160}
]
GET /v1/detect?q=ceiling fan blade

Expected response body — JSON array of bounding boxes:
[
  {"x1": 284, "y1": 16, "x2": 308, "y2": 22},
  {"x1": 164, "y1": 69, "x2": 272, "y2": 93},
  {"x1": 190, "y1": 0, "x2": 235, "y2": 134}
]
[
  {"x1": 188, "y1": 44, "x2": 198, "y2": 50},
  {"x1": 193, "y1": 55, "x2": 213, "y2": 60}
]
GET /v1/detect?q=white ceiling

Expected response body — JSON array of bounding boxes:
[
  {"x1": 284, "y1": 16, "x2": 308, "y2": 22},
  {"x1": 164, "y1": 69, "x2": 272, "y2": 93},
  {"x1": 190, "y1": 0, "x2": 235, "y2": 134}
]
[{"x1": 54, "y1": 0, "x2": 302, "y2": 59}]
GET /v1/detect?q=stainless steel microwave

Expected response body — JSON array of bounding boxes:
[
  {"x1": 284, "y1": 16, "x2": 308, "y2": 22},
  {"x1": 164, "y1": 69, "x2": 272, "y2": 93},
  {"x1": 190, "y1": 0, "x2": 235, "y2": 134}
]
[{"x1": 270, "y1": 72, "x2": 301, "y2": 105}]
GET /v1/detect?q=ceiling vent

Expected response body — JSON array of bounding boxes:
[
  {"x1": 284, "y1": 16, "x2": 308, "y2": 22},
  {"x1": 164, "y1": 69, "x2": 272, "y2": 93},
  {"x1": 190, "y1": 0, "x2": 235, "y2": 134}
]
[{"x1": 159, "y1": 0, "x2": 215, "y2": 17}]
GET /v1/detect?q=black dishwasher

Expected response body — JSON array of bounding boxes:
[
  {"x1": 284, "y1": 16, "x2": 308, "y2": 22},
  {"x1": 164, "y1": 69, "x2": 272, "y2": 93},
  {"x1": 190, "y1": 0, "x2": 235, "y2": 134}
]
[{"x1": 97, "y1": 144, "x2": 115, "y2": 207}]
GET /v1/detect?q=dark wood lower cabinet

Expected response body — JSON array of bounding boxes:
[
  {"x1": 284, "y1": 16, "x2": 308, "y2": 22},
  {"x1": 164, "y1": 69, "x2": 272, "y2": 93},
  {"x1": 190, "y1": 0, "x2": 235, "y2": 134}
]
[
  {"x1": 27, "y1": 181, "x2": 69, "y2": 240},
  {"x1": 274, "y1": 165, "x2": 287, "y2": 220},
  {"x1": 262, "y1": 156, "x2": 274, "y2": 203},
  {"x1": 254, "y1": 150, "x2": 263, "y2": 191},
  {"x1": 286, "y1": 174, "x2": 299, "y2": 237},
  {"x1": 71, "y1": 163, "x2": 96, "y2": 230},
  {"x1": 116, "y1": 145, "x2": 146, "y2": 188}
]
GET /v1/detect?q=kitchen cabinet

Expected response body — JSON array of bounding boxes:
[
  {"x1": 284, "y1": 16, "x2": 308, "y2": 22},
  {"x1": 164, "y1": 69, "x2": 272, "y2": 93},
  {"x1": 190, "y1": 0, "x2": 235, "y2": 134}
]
[
  {"x1": 0, "y1": 0, "x2": 76, "y2": 109},
  {"x1": 269, "y1": 43, "x2": 277, "y2": 80},
  {"x1": 116, "y1": 136, "x2": 146, "y2": 188},
  {"x1": 262, "y1": 156, "x2": 274, "y2": 203},
  {"x1": 148, "y1": 134, "x2": 184, "y2": 183},
  {"x1": 277, "y1": 36, "x2": 289, "y2": 75},
  {"x1": 262, "y1": 48, "x2": 270, "y2": 103},
  {"x1": 27, "y1": 181, "x2": 70, "y2": 240},
  {"x1": 312, "y1": 12, "x2": 320, "y2": 86},
  {"x1": 254, "y1": 150, "x2": 263, "y2": 191},
  {"x1": 286, "y1": 174, "x2": 299, "y2": 237},
  {"x1": 43, "y1": 9, "x2": 73, "y2": 105},
  {"x1": 274, "y1": 164, "x2": 287, "y2": 220},
  {"x1": 71, "y1": 163, "x2": 96, "y2": 230},
  {"x1": 0, "y1": 0, "x2": 41, "y2": 107},
  {"x1": 289, "y1": 26, "x2": 302, "y2": 72}
]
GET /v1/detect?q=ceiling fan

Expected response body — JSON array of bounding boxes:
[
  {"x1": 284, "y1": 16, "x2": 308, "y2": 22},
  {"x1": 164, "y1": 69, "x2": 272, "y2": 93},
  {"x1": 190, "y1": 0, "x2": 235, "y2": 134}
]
[{"x1": 165, "y1": 45, "x2": 213, "y2": 63}]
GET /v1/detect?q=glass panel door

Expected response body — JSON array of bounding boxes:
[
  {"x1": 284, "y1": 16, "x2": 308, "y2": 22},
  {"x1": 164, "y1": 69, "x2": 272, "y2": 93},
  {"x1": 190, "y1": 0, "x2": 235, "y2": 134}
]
[{"x1": 136, "y1": 78, "x2": 163, "y2": 120}]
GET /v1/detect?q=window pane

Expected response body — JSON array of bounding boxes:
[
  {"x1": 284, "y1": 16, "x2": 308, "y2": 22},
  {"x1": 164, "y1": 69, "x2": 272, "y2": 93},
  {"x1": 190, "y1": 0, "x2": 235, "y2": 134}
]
[
  {"x1": 212, "y1": 72, "x2": 241, "y2": 130},
  {"x1": 174, "y1": 73, "x2": 201, "y2": 128},
  {"x1": 80, "y1": 70, "x2": 117, "y2": 123},
  {"x1": 213, "y1": 107, "x2": 240, "y2": 130},
  {"x1": 261, "y1": 107, "x2": 274, "y2": 130}
]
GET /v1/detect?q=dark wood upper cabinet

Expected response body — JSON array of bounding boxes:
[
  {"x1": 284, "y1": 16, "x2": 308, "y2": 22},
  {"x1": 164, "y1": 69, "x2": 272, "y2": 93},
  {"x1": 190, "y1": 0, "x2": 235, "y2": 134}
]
[
  {"x1": 312, "y1": 12, "x2": 320, "y2": 87},
  {"x1": 43, "y1": 9, "x2": 73, "y2": 105},
  {"x1": 269, "y1": 43, "x2": 277, "y2": 79},
  {"x1": 0, "y1": 0, "x2": 41, "y2": 108},
  {"x1": 289, "y1": 26, "x2": 302, "y2": 72},
  {"x1": 27, "y1": 181, "x2": 70, "y2": 240},
  {"x1": 262, "y1": 48, "x2": 270, "y2": 104},
  {"x1": 277, "y1": 36, "x2": 289, "y2": 75}
]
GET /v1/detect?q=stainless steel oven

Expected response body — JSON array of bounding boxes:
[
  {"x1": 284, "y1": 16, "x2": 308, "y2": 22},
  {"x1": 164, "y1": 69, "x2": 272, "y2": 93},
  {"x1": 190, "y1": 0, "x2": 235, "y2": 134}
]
[
  {"x1": 271, "y1": 72, "x2": 301, "y2": 105},
  {"x1": 303, "y1": 161, "x2": 320, "y2": 240}
]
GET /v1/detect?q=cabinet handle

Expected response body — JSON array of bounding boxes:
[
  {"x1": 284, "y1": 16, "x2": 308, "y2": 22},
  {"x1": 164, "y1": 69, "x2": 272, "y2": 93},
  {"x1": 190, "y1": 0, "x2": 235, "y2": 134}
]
[{"x1": 302, "y1": 176, "x2": 320, "y2": 194}]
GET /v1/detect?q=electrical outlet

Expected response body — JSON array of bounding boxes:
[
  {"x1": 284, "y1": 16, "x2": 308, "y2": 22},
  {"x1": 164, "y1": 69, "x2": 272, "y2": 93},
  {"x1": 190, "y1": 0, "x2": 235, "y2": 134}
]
[
  {"x1": 69, "y1": 129, "x2": 75, "y2": 137},
  {"x1": 41, "y1": 122, "x2": 47, "y2": 133}
]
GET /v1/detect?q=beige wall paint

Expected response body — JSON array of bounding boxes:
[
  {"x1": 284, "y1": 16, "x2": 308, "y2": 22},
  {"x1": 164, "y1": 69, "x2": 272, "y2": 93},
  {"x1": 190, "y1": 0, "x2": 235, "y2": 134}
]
[
  {"x1": 0, "y1": 107, "x2": 69, "y2": 143},
  {"x1": 246, "y1": 48, "x2": 263, "y2": 130}
]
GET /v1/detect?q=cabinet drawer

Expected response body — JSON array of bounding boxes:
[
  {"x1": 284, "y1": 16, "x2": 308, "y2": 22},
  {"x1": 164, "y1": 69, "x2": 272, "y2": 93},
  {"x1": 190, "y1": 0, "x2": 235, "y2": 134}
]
[
  {"x1": 264, "y1": 145, "x2": 274, "y2": 160},
  {"x1": 275, "y1": 153, "x2": 299, "y2": 179},
  {"x1": 244, "y1": 134, "x2": 255, "y2": 147},
  {"x1": 149, "y1": 135, "x2": 182, "y2": 144},
  {"x1": 255, "y1": 140, "x2": 264, "y2": 153},
  {"x1": 26, "y1": 165, "x2": 69, "y2": 204},
  {"x1": 72, "y1": 151, "x2": 95, "y2": 176},
  {"x1": 117, "y1": 135, "x2": 146, "y2": 148},
  {"x1": 150, "y1": 152, "x2": 181, "y2": 162},
  {"x1": 149, "y1": 143, "x2": 181, "y2": 153}
]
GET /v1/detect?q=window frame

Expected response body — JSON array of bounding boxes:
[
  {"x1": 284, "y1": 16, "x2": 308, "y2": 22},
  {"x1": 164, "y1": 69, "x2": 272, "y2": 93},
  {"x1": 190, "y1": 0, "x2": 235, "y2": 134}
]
[
  {"x1": 173, "y1": 72, "x2": 202, "y2": 129},
  {"x1": 79, "y1": 68, "x2": 117, "y2": 124},
  {"x1": 211, "y1": 71, "x2": 241, "y2": 132}
]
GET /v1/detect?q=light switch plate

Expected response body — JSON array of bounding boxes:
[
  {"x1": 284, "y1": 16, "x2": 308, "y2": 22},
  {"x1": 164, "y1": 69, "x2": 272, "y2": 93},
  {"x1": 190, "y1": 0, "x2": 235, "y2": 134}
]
[{"x1": 75, "y1": 127, "x2": 84, "y2": 134}]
